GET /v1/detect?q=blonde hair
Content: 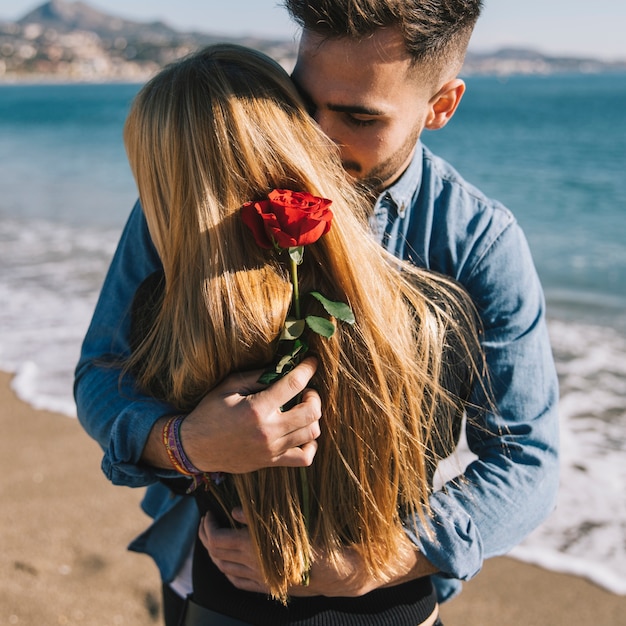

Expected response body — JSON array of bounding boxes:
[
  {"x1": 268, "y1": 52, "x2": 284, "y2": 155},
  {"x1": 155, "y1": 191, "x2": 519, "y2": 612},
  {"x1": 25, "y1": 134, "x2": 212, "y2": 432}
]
[{"x1": 124, "y1": 44, "x2": 483, "y2": 602}]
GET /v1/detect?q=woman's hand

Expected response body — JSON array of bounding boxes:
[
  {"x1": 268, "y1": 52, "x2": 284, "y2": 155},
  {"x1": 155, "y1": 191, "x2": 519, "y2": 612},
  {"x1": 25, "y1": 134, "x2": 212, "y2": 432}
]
[{"x1": 198, "y1": 510, "x2": 267, "y2": 594}]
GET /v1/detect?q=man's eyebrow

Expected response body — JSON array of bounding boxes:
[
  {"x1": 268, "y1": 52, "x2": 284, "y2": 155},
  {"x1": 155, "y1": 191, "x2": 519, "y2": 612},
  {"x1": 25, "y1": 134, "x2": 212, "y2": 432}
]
[
  {"x1": 291, "y1": 76, "x2": 384, "y2": 117},
  {"x1": 327, "y1": 103, "x2": 384, "y2": 116}
]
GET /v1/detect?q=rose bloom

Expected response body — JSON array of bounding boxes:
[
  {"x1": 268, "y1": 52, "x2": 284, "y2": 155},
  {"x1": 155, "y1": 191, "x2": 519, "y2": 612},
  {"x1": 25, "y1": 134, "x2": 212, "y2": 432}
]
[{"x1": 241, "y1": 189, "x2": 333, "y2": 249}]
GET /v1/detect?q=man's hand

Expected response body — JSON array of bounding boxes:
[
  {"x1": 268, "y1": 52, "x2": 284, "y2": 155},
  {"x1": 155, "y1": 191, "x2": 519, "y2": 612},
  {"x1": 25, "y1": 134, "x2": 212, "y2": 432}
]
[
  {"x1": 141, "y1": 357, "x2": 321, "y2": 473},
  {"x1": 199, "y1": 508, "x2": 438, "y2": 598}
]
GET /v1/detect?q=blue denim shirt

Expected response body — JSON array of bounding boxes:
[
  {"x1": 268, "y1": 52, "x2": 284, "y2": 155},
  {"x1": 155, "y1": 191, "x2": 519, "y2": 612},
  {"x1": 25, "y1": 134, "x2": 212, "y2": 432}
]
[{"x1": 74, "y1": 142, "x2": 559, "y2": 601}]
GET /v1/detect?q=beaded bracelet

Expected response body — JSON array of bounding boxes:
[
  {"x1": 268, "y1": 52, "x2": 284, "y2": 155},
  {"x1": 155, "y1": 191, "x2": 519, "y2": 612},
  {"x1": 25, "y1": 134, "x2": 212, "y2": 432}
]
[{"x1": 162, "y1": 415, "x2": 201, "y2": 476}]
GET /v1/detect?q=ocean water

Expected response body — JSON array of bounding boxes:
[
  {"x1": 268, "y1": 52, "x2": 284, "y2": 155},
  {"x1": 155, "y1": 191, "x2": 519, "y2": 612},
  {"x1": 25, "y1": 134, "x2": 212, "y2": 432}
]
[{"x1": 1, "y1": 74, "x2": 625, "y2": 594}]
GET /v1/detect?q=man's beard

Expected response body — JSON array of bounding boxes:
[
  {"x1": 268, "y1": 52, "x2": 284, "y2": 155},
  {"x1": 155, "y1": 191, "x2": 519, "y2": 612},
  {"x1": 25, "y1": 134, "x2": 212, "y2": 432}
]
[{"x1": 346, "y1": 123, "x2": 422, "y2": 196}]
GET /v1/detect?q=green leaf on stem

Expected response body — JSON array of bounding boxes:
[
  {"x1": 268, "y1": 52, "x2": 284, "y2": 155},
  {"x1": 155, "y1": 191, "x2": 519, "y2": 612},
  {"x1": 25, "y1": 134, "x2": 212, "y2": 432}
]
[
  {"x1": 280, "y1": 318, "x2": 306, "y2": 340},
  {"x1": 257, "y1": 340, "x2": 308, "y2": 384},
  {"x1": 257, "y1": 370, "x2": 282, "y2": 384},
  {"x1": 309, "y1": 291, "x2": 355, "y2": 324},
  {"x1": 288, "y1": 246, "x2": 304, "y2": 265},
  {"x1": 306, "y1": 315, "x2": 336, "y2": 338}
]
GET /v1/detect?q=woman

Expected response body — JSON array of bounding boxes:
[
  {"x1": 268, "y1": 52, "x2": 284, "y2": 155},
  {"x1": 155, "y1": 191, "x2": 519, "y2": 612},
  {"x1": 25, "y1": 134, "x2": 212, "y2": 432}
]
[{"x1": 124, "y1": 44, "x2": 485, "y2": 626}]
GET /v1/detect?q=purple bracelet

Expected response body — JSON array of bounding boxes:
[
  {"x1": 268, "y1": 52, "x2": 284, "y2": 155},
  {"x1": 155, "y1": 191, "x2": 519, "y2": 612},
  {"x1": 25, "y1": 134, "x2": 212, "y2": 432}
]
[{"x1": 163, "y1": 415, "x2": 201, "y2": 476}]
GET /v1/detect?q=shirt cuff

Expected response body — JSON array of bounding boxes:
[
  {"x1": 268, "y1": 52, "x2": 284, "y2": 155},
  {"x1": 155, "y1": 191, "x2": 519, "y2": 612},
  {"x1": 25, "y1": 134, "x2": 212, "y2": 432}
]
[
  {"x1": 102, "y1": 399, "x2": 179, "y2": 487},
  {"x1": 403, "y1": 491, "x2": 484, "y2": 581}
]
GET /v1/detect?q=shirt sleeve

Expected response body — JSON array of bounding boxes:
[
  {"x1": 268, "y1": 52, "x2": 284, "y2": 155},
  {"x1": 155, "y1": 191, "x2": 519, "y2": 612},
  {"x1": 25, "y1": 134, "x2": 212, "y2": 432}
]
[
  {"x1": 405, "y1": 218, "x2": 560, "y2": 581},
  {"x1": 74, "y1": 201, "x2": 178, "y2": 487}
]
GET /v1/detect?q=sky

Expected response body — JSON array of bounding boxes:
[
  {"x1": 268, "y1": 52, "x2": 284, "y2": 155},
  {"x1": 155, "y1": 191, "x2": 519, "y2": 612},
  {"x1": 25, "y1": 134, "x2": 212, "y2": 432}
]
[{"x1": 1, "y1": 0, "x2": 625, "y2": 61}]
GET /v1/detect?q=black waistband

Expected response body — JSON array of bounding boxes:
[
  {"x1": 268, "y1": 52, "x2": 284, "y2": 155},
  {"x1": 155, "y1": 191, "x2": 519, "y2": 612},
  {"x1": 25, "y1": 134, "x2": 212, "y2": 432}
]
[
  {"x1": 191, "y1": 533, "x2": 436, "y2": 626},
  {"x1": 182, "y1": 598, "x2": 253, "y2": 626}
]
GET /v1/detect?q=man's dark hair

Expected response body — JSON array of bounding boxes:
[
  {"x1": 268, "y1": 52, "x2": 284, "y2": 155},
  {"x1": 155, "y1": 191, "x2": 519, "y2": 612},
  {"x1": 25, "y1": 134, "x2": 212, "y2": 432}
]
[{"x1": 284, "y1": 0, "x2": 482, "y2": 67}]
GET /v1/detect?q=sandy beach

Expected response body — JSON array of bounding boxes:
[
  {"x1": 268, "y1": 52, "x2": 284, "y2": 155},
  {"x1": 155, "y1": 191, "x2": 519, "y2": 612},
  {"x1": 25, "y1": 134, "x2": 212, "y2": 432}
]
[{"x1": 1, "y1": 370, "x2": 624, "y2": 626}]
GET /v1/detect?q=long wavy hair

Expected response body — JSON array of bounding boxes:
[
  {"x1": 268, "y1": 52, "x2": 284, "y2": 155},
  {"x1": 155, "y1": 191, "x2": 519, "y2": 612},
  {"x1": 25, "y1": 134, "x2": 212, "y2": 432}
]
[{"x1": 123, "y1": 44, "x2": 483, "y2": 602}]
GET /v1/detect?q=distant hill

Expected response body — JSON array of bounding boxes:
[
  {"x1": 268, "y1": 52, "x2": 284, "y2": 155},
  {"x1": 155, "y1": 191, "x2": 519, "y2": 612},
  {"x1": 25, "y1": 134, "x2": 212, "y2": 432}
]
[
  {"x1": 0, "y1": 0, "x2": 297, "y2": 82},
  {"x1": 463, "y1": 47, "x2": 626, "y2": 76},
  {"x1": 1, "y1": 0, "x2": 624, "y2": 82},
  {"x1": 16, "y1": 0, "x2": 181, "y2": 39}
]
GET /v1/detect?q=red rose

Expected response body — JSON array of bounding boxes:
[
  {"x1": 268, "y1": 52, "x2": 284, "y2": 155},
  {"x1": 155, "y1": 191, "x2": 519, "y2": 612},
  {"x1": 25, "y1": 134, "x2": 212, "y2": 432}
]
[{"x1": 241, "y1": 189, "x2": 333, "y2": 249}]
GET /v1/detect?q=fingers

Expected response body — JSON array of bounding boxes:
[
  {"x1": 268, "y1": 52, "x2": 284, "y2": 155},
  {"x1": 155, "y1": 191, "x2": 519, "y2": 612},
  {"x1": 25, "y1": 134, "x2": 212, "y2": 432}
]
[
  {"x1": 199, "y1": 512, "x2": 269, "y2": 594},
  {"x1": 252, "y1": 362, "x2": 323, "y2": 467},
  {"x1": 223, "y1": 357, "x2": 322, "y2": 438},
  {"x1": 277, "y1": 387, "x2": 322, "y2": 442},
  {"x1": 221, "y1": 356, "x2": 318, "y2": 400},
  {"x1": 187, "y1": 357, "x2": 322, "y2": 473},
  {"x1": 215, "y1": 368, "x2": 269, "y2": 397},
  {"x1": 199, "y1": 511, "x2": 244, "y2": 553},
  {"x1": 272, "y1": 440, "x2": 318, "y2": 467},
  {"x1": 267, "y1": 386, "x2": 321, "y2": 466},
  {"x1": 230, "y1": 507, "x2": 247, "y2": 525},
  {"x1": 257, "y1": 356, "x2": 319, "y2": 410}
]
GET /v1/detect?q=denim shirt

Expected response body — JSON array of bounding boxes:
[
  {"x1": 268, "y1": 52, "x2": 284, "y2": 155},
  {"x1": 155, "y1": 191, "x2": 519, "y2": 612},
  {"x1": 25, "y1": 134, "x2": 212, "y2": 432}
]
[{"x1": 74, "y1": 141, "x2": 559, "y2": 601}]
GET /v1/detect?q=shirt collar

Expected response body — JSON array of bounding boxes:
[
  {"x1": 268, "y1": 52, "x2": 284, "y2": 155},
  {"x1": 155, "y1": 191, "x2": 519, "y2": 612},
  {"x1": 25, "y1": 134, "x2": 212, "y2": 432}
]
[{"x1": 374, "y1": 141, "x2": 423, "y2": 217}]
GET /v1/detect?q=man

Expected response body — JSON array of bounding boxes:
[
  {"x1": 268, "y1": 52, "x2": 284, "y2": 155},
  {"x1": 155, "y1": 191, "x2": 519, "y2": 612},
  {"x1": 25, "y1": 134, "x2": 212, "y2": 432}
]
[{"x1": 74, "y1": 0, "x2": 559, "y2": 620}]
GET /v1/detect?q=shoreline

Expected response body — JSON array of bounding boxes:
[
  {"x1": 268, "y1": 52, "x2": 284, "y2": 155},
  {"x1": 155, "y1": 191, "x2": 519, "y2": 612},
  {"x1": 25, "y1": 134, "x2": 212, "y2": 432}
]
[
  {"x1": 3, "y1": 68, "x2": 626, "y2": 88},
  {"x1": 0, "y1": 75, "x2": 150, "y2": 87},
  {"x1": 2, "y1": 370, "x2": 625, "y2": 625}
]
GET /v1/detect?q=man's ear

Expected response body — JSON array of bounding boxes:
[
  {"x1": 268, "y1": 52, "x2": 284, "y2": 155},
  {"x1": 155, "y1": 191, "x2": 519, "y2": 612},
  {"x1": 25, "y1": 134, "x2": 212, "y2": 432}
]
[{"x1": 425, "y1": 79, "x2": 466, "y2": 130}]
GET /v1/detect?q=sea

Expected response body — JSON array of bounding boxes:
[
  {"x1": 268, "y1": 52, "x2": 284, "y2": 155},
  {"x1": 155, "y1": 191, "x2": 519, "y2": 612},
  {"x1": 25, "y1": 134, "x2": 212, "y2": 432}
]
[{"x1": 1, "y1": 73, "x2": 625, "y2": 595}]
